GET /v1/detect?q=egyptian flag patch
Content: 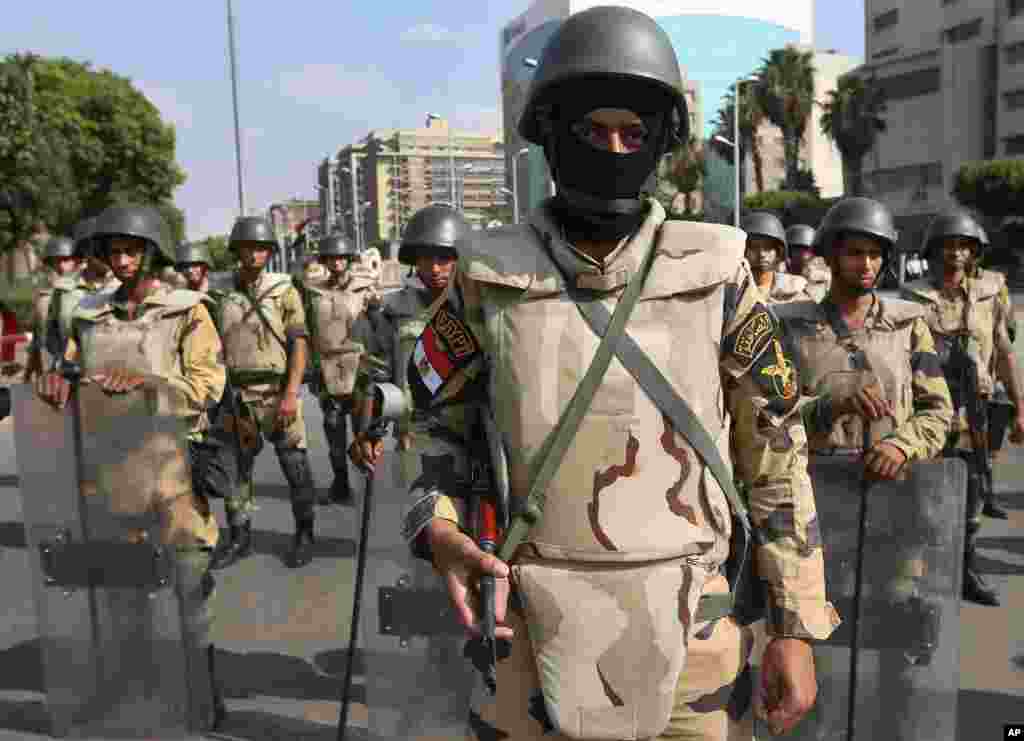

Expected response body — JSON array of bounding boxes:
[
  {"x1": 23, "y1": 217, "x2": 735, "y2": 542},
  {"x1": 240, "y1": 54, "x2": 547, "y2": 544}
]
[{"x1": 408, "y1": 306, "x2": 481, "y2": 408}]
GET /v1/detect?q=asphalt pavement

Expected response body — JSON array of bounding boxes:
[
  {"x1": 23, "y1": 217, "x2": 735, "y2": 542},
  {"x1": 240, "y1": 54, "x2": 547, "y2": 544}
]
[{"x1": 0, "y1": 315, "x2": 1021, "y2": 739}]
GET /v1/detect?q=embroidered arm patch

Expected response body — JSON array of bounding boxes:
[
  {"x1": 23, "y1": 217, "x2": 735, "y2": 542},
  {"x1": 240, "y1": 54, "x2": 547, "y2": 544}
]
[
  {"x1": 724, "y1": 304, "x2": 801, "y2": 416},
  {"x1": 407, "y1": 306, "x2": 483, "y2": 409}
]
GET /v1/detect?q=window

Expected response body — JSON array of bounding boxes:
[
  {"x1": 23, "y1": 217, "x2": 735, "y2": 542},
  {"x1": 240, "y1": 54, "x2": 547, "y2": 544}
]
[
  {"x1": 873, "y1": 46, "x2": 901, "y2": 60},
  {"x1": 1006, "y1": 135, "x2": 1024, "y2": 155},
  {"x1": 943, "y1": 18, "x2": 982, "y2": 44},
  {"x1": 867, "y1": 163, "x2": 943, "y2": 193},
  {"x1": 1011, "y1": 0, "x2": 1024, "y2": 17},
  {"x1": 874, "y1": 9, "x2": 899, "y2": 32},
  {"x1": 875, "y1": 68, "x2": 942, "y2": 101},
  {"x1": 1007, "y1": 41, "x2": 1024, "y2": 65}
]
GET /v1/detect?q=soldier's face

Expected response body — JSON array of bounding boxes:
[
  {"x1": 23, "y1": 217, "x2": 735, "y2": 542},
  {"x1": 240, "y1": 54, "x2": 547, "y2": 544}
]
[
  {"x1": 181, "y1": 263, "x2": 207, "y2": 288},
  {"x1": 832, "y1": 235, "x2": 884, "y2": 293},
  {"x1": 415, "y1": 251, "x2": 456, "y2": 292},
  {"x1": 939, "y1": 237, "x2": 976, "y2": 271},
  {"x1": 745, "y1": 237, "x2": 781, "y2": 273},
  {"x1": 106, "y1": 237, "x2": 147, "y2": 281},
  {"x1": 322, "y1": 255, "x2": 352, "y2": 276},
  {"x1": 237, "y1": 243, "x2": 271, "y2": 270},
  {"x1": 572, "y1": 108, "x2": 649, "y2": 154},
  {"x1": 47, "y1": 256, "x2": 79, "y2": 276},
  {"x1": 790, "y1": 246, "x2": 813, "y2": 272}
]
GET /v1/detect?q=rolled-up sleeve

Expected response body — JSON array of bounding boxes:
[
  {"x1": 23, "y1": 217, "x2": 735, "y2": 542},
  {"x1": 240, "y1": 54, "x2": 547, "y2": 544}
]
[
  {"x1": 721, "y1": 265, "x2": 839, "y2": 641},
  {"x1": 163, "y1": 303, "x2": 227, "y2": 424}
]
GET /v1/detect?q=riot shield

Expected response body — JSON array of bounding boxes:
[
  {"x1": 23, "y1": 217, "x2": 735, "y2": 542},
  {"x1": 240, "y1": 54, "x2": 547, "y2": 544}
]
[
  {"x1": 783, "y1": 456, "x2": 966, "y2": 741},
  {"x1": 13, "y1": 380, "x2": 210, "y2": 738},
  {"x1": 342, "y1": 440, "x2": 476, "y2": 740}
]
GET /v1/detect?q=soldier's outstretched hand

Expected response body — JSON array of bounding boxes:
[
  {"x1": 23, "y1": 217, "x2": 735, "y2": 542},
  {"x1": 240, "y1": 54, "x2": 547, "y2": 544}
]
[
  {"x1": 863, "y1": 441, "x2": 907, "y2": 480},
  {"x1": 841, "y1": 383, "x2": 892, "y2": 421},
  {"x1": 1010, "y1": 409, "x2": 1024, "y2": 445},
  {"x1": 94, "y1": 368, "x2": 147, "y2": 394},
  {"x1": 755, "y1": 637, "x2": 817, "y2": 736},
  {"x1": 35, "y1": 371, "x2": 70, "y2": 409},
  {"x1": 426, "y1": 518, "x2": 514, "y2": 641},
  {"x1": 276, "y1": 390, "x2": 299, "y2": 428}
]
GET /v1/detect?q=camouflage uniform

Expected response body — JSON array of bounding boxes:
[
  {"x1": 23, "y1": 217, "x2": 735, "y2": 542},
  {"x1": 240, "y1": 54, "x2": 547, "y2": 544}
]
[
  {"x1": 307, "y1": 266, "x2": 375, "y2": 501},
  {"x1": 62, "y1": 277, "x2": 226, "y2": 728},
  {"x1": 212, "y1": 269, "x2": 315, "y2": 533},
  {"x1": 402, "y1": 200, "x2": 838, "y2": 740}
]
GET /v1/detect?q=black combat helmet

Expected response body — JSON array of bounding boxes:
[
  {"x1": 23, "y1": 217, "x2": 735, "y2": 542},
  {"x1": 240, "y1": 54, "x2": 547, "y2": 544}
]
[
  {"x1": 43, "y1": 236, "x2": 76, "y2": 261},
  {"x1": 318, "y1": 234, "x2": 359, "y2": 258},
  {"x1": 813, "y1": 197, "x2": 898, "y2": 259},
  {"x1": 786, "y1": 224, "x2": 816, "y2": 250},
  {"x1": 398, "y1": 204, "x2": 470, "y2": 266},
  {"x1": 518, "y1": 5, "x2": 688, "y2": 149},
  {"x1": 175, "y1": 242, "x2": 212, "y2": 267},
  {"x1": 517, "y1": 6, "x2": 688, "y2": 235},
  {"x1": 921, "y1": 208, "x2": 989, "y2": 260},
  {"x1": 742, "y1": 211, "x2": 788, "y2": 260},
  {"x1": 72, "y1": 216, "x2": 97, "y2": 258},
  {"x1": 229, "y1": 216, "x2": 279, "y2": 252},
  {"x1": 92, "y1": 204, "x2": 173, "y2": 267}
]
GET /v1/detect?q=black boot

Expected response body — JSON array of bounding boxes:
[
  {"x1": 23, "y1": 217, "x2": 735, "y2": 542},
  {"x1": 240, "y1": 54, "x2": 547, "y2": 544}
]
[
  {"x1": 210, "y1": 520, "x2": 253, "y2": 571},
  {"x1": 287, "y1": 520, "x2": 315, "y2": 569},
  {"x1": 963, "y1": 542, "x2": 1000, "y2": 606},
  {"x1": 207, "y1": 645, "x2": 227, "y2": 731},
  {"x1": 329, "y1": 476, "x2": 354, "y2": 506}
]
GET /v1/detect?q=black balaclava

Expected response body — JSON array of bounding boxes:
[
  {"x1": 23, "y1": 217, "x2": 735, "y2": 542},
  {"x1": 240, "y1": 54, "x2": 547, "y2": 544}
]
[{"x1": 544, "y1": 77, "x2": 674, "y2": 243}]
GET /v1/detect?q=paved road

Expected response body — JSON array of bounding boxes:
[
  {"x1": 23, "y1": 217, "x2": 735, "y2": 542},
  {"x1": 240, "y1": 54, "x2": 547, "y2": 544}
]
[{"x1": 0, "y1": 322, "x2": 1021, "y2": 739}]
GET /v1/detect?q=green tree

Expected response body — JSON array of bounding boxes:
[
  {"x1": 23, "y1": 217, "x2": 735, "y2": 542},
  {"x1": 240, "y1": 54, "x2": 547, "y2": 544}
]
[
  {"x1": 0, "y1": 53, "x2": 186, "y2": 255},
  {"x1": 755, "y1": 48, "x2": 816, "y2": 190},
  {"x1": 194, "y1": 235, "x2": 234, "y2": 272},
  {"x1": 711, "y1": 82, "x2": 766, "y2": 193},
  {"x1": 0, "y1": 56, "x2": 74, "y2": 253},
  {"x1": 820, "y1": 74, "x2": 887, "y2": 196},
  {"x1": 656, "y1": 135, "x2": 705, "y2": 216},
  {"x1": 952, "y1": 160, "x2": 1024, "y2": 227},
  {"x1": 744, "y1": 190, "x2": 835, "y2": 227}
]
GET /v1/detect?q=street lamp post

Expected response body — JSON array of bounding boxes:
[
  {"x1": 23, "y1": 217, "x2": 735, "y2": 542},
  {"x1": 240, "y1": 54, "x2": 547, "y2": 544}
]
[
  {"x1": 719, "y1": 77, "x2": 757, "y2": 227},
  {"x1": 426, "y1": 112, "x2": 456, "y2": 206},
  {"x1": 226, "y1": 0, "x2": 245, "y2": 215}
]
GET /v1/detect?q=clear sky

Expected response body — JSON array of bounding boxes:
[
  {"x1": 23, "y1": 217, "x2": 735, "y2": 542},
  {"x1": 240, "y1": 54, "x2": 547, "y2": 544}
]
[{"x1": 1, "y1": 1, "x2": 864, "y2": 239}]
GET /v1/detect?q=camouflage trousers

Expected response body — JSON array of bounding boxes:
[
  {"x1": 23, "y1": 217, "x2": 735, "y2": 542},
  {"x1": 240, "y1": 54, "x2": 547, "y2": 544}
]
[
  {"x1": 321, "y1": 394, "x2": 353, "y2": 490},
  {"x1": 173, "y1": 547, "x2": 219, "y2": 730},
  {"x1": 470, "y1": 573, "x2": 755, "y2": 740}
]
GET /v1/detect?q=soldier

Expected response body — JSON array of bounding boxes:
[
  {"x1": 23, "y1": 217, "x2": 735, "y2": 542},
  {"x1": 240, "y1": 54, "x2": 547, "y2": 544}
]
[
  {"x1": 305, "y1": 233, "x2": 375, "y2": 505},
  {"x1": 742, "y1": 211, "x2": 810, "y2": 303},
  {"x1": 902, "y1": 208, "x2": 1024, "y2": 605},
  {"x1": 350, "y1": 8, "x2": 837, "y2": 739},
  {"x1": 34, "y1": 203, "x2": 227, "y2": 730},
  {"x1": 351, "y1": 204, "x2": 468, "y2": 449},
  {"x1": 24, "y1": 236, "x2": 81, "y2": 382},
  {"x1": 213, "y1": 216, "x2": 317, "y2": 569},
  {"x1": 786, "y1": 223, "x2": 831, "y2": 302},
  {"x1": 177, "y1": 241, "x2": 213, "y2": 293}
]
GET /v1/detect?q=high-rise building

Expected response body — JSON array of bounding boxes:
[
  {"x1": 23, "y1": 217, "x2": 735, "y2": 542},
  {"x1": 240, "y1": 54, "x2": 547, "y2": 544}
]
[
  {"x1": 500, "y1": 0, "x2": 812, "y2": 216},
  {"x1": 318, "y1": 119, "x2": 506, "y2": 249},
  {"x1": 856, "y1": 0, "x2": 1024, "y2": 247}
]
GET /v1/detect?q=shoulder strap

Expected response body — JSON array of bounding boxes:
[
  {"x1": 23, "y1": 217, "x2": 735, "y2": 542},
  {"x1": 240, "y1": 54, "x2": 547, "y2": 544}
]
[
  {"x1": 497, "y1": 229, "x2": 658, "y2": 562},
  {"x1": 240, "y1": 279, "x2": 290, "y2": 354}
]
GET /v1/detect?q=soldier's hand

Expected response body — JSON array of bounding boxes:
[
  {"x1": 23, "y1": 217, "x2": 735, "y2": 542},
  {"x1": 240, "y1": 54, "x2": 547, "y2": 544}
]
[
  {"x1": 844, "y1": 384, "x2": 892, "y2": 421},
  {"x1": 863, "y1": 441, "x2": 907, "y2": 480},
  {"x1": 755, "y1": 637, "x2": 817, "y2": 736},
  {"x1": 276, "y1": 390, "x2": 299, "y2": 428},
  {"x1": 427, "y1": 518, "x2": 514, "y2": 641},
  {"x1": 94, "y1": 368, "x2": 147, "y2": 394},
  {"x1": 1010, "y1": 411, "x2": 1024, "y2": 445},
  {"x1": 348, "y1": 432, "x2": 384, "y2": 473},
  {"x1": 35, "y1": 371, "x2": 71, "y2": 409}
]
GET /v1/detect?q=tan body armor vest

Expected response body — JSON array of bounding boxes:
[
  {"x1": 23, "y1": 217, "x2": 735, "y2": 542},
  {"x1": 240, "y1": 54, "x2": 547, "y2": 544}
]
[
  {"x1": 902, "y1": 275, "x2": 1002, "y2": 396},
  {"x1": 309, "y1": 279, "x2": 371, "y2": 396},
  {"x1": 459, "y1": 218, "x2": 741, "y2": 565},
  {"x1": 775, "y1": 296, "x2": 925, "y2": 451},
  {"x1": 215, "y1": 273, "x2": 292, "y2": 375}
]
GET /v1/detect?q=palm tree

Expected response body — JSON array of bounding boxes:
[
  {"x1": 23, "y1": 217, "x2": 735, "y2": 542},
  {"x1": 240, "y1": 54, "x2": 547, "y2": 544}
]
[
  {"x1": 660, "y1": 136, "x2": 706, "y2": 214},
  {"x1": 820, "y1": 74, "x2": 887, "y2": 196},
  {"x1": 712, "y1": 83, "x2": 766, "y2": 193},
  {"x1": 754, "y1": 47, "x2": 816, "y2": 190}
]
